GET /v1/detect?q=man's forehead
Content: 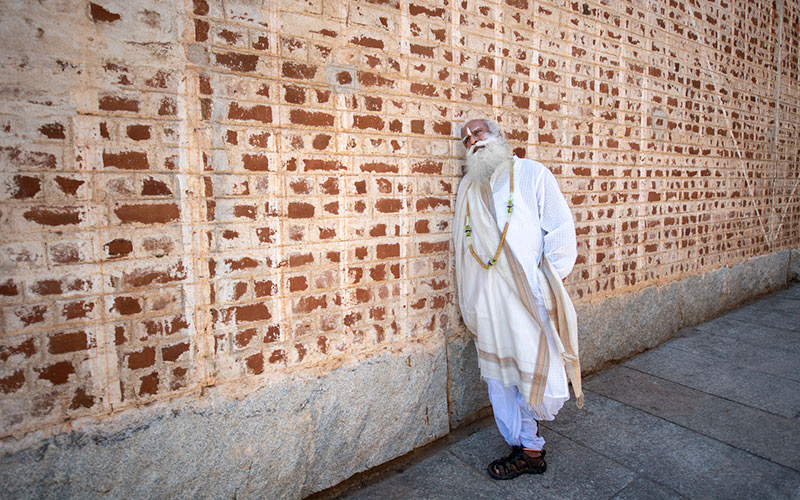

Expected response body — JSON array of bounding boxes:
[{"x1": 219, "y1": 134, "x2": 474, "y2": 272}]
[{"x1": 461, "y1": 119, "x2": 488, "y2": 136}]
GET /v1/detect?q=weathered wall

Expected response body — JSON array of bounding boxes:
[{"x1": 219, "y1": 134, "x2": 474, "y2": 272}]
[{"x1": 1, "y1": 0, "x2": 798, "y2": 497}]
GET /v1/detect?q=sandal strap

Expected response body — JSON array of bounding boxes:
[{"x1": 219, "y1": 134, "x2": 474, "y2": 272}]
[{"x1": 488, "y1": 447, "x2": 547, "y2": 479}]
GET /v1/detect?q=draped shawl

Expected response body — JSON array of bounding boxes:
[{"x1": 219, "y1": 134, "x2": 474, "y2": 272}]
[{"x1": 454, "y1": 159, "x2": 583, "y2": 416}]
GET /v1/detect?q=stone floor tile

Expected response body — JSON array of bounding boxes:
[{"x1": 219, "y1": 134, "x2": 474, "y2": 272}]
[
  {"x1": 666, "y1": 328, "x2": 800, "y2": 382},
  {"x1": 544, "y1": 391, "x2": 800, "y2": 499},
  {"x1": 341, "y1": 451, "x2": 514, "y2": 500},
  {"x1": 623, "y1": 345, "x2": 800, "y2": 418},
  {"x1": 777, "y1": 285, "x2": 800, "y2": 299},
  {"x1": 725, "y1": 304, "x2": 800, "y2": 333},
  {"x1": 587, "y1": 366, "x2": 800, "y2": 471},
  {"x1": 692, "y1": 316, "x2": 800, "y2": 353},
  {"x1": 610, "y1": 477, "x2": 687, "y2": 500},
  {"x1": 449, "y1": 425, "x2": 636, "y2": 500}
]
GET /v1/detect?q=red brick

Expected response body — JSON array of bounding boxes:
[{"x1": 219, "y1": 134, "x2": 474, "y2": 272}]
[
  {"x1": 410, "y1": 83, "x2": 437, "y2": 97},
  {"x1": 194, "y1": 19, "x2": 209, "y2": 41},
  {"x1": 246, "y1": 352, "x2": 264, "y2": 374},
  {"x1": 48, "y1": 331, "x2": 89, "y2": 354},
  {"x1": 410, "y1": 44, "x2": 434, "y2": 58},
  {"x1": 0, "y1": 279, "x2": 19, "y2": 296},
  {"x1": 113, "y1": 296, "x2": 142, "y2": 316},
  {"x1": 99, "y1": 96, "x2": 138, "y2": 112},
  {"x1": 24, "y1": 207, "x2": 83, "y2": 226},
  {"x1": 141, "y1": 177, "x2": 171, "y2": 196},
  {"x1": 358, "y1": 71, "x2": 395, "y2": 88},
  {"x1": 121, "y1": 262, "x2": 186, "y2": 288},
  {"x1": 353, "y1": 115, "x2": 384, "y2": 130},
  {"x1": 312, "y1": 134, "x2": 331, "y2": 150},
  {"x1": 289, "y1": 253, "x2": 314, "y2": 267},
  {"x1": 269, "y1": 349, "x2": 286, "y2": 364},
  {"x1": 305, "y1": 159, "x2": 343, "y2": 171},
  {"x1": 126, "y1": 125, "x2": 151, "y2": 141},
  {"x1": 193, "y1": 0, "x2": 209, "y2": 15},
  {"x1": 162, "y1": 342, "x2": 189, "y2": 362},
  {"x1": 0, "y1": 370, "x2": 25, "y2": 394},
  {"x1": 376, "y1": 199, "x2": 402, "y2": 213},
  {"x1": 412, "y1": 160, "x2": 442, "y2": 174},
  {"x1": 409, "y1": 3, "x2": 444, "y2": 17},
  {"x1": 288, "y1": 202, "x2": 315, "y2": 218},
  {"x1": 249, "y1": 132, "x2": 270, "y2": 147},
  {"x1": 32, "y1": 279, "x2": 63, "y2": 295},
  {"x1": 242, "y1": 153, "x2": 269, "y2": 171},
  {"x1": 139, "y1": 372, "x2": 159, "y2": 395},
  {"x1": 114, "y1": 203, "x2": 180, "y2": 224},
  {"x1": 159, "y1": 97, "x2": 177, "y2": 116},
  {"x1": 55, "y1": 176, "x2": 84, "y2": 195},
  {"x1": 226, "y1": 257, "x2": 258, "y2": 271},
  {"x1": 0, "y1": 146, "x2": 56, "y2": 169},
  {"x1": 228, "y1": 102, "x2": 272, "y2": 124},
  {"x1": 16, "y1": 305, "x2": 47, "y2": 326},
  {"x1": 39, "y1": 122, "x2": 65, "y2": 139},
  {"x1": 105, "y1": 238, "x2": 133, "y2": 258},
  {"x1": 282, "y1": 61, "x2": 317, "y2": 79},
  {"x1": 377, "y1": 243, "x2": 400, "y2": 259},
  {"x1": 360, "y1": 161, "x2": 397, "y2": 173},
  {"x1": 90, "y1": 3, "x2": 120, "y2": 22},
  {"x1": 419, "y1": 241, "x2": 449, "y2": 254},
  {"x1": 354, "y1": 288, "x2": 371, "y2": 304},
  {"x1": 215, "y1": 52, "x2": 258, "y2": 72},
  {"x1": 255, "y1": 280, "x2": 277, "y2": 297},
  {"x1": 290, "y1": 109, "x2": 334, "y2": 127},
  {"x1": 11, "y1": 175, "x2": 41, "y2": 198},
  {"x1": 37, "y1": 361, "x2": 75, "y2": 385},
  {"x1": 294, "y1": 295, "x2": 327, "y2": 313},
  {"x1": 231, "y1": 303, "x2": 271, "y2": 323},
  {"x1": 69, "y1": 388, "x2": 96, "y2": 410},
  {"x1": 62, "y1": 300, "x2": 94, "y2": 320},
  {"x1": 103, "y1": 151, "x2": 149, "y2": 170},
  {"x1": 253, "y1": 36, "x2": 269, "y2": 51},
  {"x1": 416, "y1": 197, "x2": 450, "y2": 211},
  {"x1": 218, "y1": 29, "x2": 242, "y2": 44},
  {"x1": 350, "y1": 36, "x2": 384, "y2": 49}
]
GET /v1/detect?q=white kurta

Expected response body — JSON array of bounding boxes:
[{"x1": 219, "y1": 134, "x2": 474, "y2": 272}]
[{"x1": 456, "y1": 157, "x2": 577, "y2": 420}]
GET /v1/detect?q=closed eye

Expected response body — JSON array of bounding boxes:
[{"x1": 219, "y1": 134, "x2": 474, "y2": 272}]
[{"x1": 462, "y1": 127, "x2": 486, "y2": 146}]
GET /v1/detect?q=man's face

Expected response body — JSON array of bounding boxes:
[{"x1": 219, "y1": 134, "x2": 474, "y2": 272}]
[
  {"x1": 460, "y1": 119, "x2": 492, "y2": 154},
  {"x1": 460, "y1": 119, "x2": 511, "y2": 183}
]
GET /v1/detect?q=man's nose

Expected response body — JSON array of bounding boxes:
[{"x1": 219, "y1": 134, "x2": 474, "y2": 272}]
[{"x1": 467, "y1": 134, "x2": 478, "y2": 146}]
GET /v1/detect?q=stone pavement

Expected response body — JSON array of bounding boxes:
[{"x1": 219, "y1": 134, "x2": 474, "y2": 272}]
[{"x1": 336, "y1": 283, "x2": 800, "y2": 500}]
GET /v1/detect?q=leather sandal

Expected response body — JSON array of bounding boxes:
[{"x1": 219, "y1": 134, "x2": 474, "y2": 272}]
[{"x1": 487, "y1": 446, "x2": 547, "y2": 480}]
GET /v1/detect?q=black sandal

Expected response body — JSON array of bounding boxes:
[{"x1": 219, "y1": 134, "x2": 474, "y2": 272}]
[{"x1": 487, "y1": 446, "x2": 546, "y2": 480}]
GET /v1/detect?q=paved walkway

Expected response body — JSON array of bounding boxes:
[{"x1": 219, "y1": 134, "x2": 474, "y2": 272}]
[{"x1": 338, "y1": 284, "x2": 800, "y2": 499}]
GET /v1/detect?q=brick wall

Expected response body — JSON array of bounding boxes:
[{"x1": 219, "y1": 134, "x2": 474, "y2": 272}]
[{"x1": 1, "y1": 0, "x2": 798, "y2": 477}]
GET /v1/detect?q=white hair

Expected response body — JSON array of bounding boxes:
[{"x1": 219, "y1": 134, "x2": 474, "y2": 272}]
[{"x1": 458, "y1": 118, "x2": 503, "y2": 139}]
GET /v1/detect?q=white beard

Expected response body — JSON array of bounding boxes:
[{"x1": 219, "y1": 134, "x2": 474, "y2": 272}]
[{"x1": 464, "y1": 135, "x2": 513, "y2": 186}]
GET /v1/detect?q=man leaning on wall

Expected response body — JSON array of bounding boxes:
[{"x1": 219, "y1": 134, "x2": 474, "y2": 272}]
[{"x1": 452, "y1": 118, "x2": 583, "y2": 480}]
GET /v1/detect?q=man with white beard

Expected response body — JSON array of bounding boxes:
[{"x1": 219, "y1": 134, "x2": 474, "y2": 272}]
[{"x1": 453, "y1": 118, "x2": 582, "y2": 480}]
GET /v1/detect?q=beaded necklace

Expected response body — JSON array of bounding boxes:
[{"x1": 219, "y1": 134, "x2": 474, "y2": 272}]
[{"x1": 464, "y1": 161, "x2": 514, "y2": 269}]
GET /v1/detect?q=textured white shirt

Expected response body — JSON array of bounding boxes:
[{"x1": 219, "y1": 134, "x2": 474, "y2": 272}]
[{"x1": 489, "y1": 157, "x2": 577, "y2": 296}]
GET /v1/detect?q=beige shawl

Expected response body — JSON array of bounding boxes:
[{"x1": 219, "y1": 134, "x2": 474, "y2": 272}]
[{"x1": 454, "y1": 169, "x2": 583, "y2": 410}]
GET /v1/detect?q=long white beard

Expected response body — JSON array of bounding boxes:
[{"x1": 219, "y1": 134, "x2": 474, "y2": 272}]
[{"x1": 464, "y1": 135, "x2": 513, "y2": 186}]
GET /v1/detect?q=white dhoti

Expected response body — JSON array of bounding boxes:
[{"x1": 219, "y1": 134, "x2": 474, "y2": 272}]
[{"x1": 483, "y1": 300, "x2": 568, "y2": 450}]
